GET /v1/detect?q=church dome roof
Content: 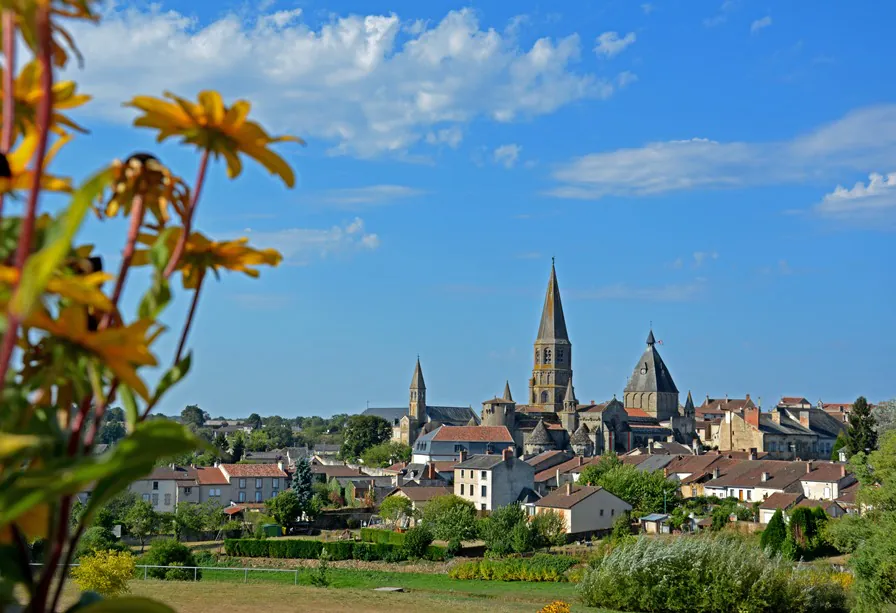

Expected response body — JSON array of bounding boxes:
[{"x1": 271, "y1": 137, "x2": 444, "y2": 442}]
[
  {"x1": 570, "y1": 423, "x2": 591, "y2": 445},
  {"x1": 527, "y1": 419, "x2": 553, "y2": 445}
]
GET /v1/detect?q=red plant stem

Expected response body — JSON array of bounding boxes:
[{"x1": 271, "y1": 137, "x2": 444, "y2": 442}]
[
  {"x1": 174, "y1": 270, "x2": 204, "y2": 365},
  {"x1": 0, "y1": 6, "x2": 52, "y2": 397},
  {"x1": 50, "y1": 518, "x2": 87, "y2": 613},
  {"x1": 33, "y1": 495, "x2": 71, "y2": 613},
  {"x1": 163, "y1": 149, "x2": 210, "y2": 279},
  {"x1": 99, "y1": 195, "x2": 145, "y2": 330},
  {"x1": 0, "y1": 9, "x2": 16, "y2": 220},
  {"x1": 66, "y1": 396, "x2": 92, "y2": 456}
]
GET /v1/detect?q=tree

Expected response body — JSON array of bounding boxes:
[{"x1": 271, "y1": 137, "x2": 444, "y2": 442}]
[
  {"x1": 95, "y1": 492, "x2": 139, "y2": 531},
  {"x1": 760, "y1": 509, "x2": 787, "y2": 555},
  {"x1": 124, "y1": 500, "x2": 162, "y2": 553},
  {"x1": 266, "y1": 490, "x2": 303, "y2": 526},
  {"x1": 873, "y1": 398, "x2": 896, "y2": 438},
  {"x1": 292, "y1": 457, "x2": 314, "y2": 517},
  {"x1": 831, "y1": 431, "x2": 848, "y2": 461},
  {"x1": 479, "y1": 504, "x2": 527, "y2": 556},
  {"x1": 361, "y1": 441, "x2": 412, "y2": 468},
  {"x1": 531, "y1": 510, "x2": 567, "y2": 549},
  {"x1": 265, "y1": 422, "x2": 294, "y2": 449},
  {"x1": 104, "y1": 407, "x2": 125, "y2": 423},
  {"x1": 379, "y1": 495, "x2": 414, "y2": 527},
  {"x1": 247, "y1": 429, "x2": 270, "y2": 452},
  {"x1": 588, "y1": 464, "x2": 680, "y2": 515},
  {"x1": 846, "y1": 396, "x2": 878, "y2": 457},
  {"x1": 229, "y1": 430, "x2": 247, "y2": 462},
  {"x1": 97, "y1": 420, "x2": 126, "y2": 445},
  {"x1": 577, "y1": 454, "x2": 622, "y2": 486},
  {"x1": 180, "y1": 405, "x2": 206, "y2": 428},
  {"x1": 420, "y1": 494, "x2": 477, "y2": 546},
  {"x1": 246, "y1": 413, "x2": 263, "y2": 430},
  {"x1": 340, "y1": 415, "x2": 392, "y2": 461}
]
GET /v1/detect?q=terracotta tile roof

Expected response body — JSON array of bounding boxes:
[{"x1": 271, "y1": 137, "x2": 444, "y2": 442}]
[
  {"x1": 780, "y1": 397, "x2": 810, "y2": 405},
  {"x1": 706, "y1": 460, "x2": 809, "y2": 490},
  {"x1": 384, "y1": 461, "x2": 408, "y2": 473},
  {"x1": 545, "y1": 423, "x2": 565, "y2": 430},
  {"x1": 431, "y1": 426, "x2": 514, "y2": 443},
  {"x1": 220, "y1": 464, "x2": 287, "y2": 478},
  {"x1": 836, "y1": 481, "x2": 859, "y2": 505},
  {"x1": 800, "y1": 463, "x2": 849, "y2": 483},
  {"x1": 624, "y1": 408, "x2": 649, "y2": 418},
  {"x1": 536, "y1": 484, "x2": 619, "y2": 510},
  {"x1": 700, "y1": 397, "x2": 756, "y2": 412},
  {"x1": 760, "y1": 492, "x2": 803, "y2": 510},
  {"x1": 822, "y1": 403, "x2": 853, "y2": 412},
  {"x1": 793, "y1": 498, "x2": 843, "y2": 514},
  {"x1": 223, "y1": 502, "x2": 267, "y2": 516},
  {"x1": 392, "y1": 486, "x2": 452, "y2": 502},
  {"x1": 196, "y1": 467, "x2": 229, "y2": 485},
  {"x1": 534, "y1": 456, "x2": 592, "y2": 482},
  {"x1": 431, "y1": 460, "x2": 458, "y2": 472}
]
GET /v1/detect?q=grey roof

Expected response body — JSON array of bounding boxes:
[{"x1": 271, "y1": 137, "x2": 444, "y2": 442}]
[
  {"x1": 758, "y1": 412, "x2": 814, "y2": 436},
  {"x1": 455, "y1": 454, "x2": 507, "y2": 469},
  {"x1": 684, "y1": 391, "x2": 695, "y2": 414},
  {"x1": 641, "y1": 513, "x2": 670, "y2": 522},
  {"x1": 527, "y1": 419, "x2": 553, "y2": 445},
  {"x1": 631, "y1": 455, "x2": 675, "y2": 473},
  {"x1": 563, "y1": 378, "x2": 576, "y2": 405},
  {"x1": 536, "y1": 262, "x2": 569, "y2": 342},
  {"x1": 570, "y1": 423, "x2": 591, "y2": 445},
  {"x1": 362, "y1": 407, "x2": 407, "y2": 425},
  {"x1": 466, "y1": 416, "x2": 478, "y2": 426},
  {"x1": 410, "y1": 358, "x2": 426, "y2": 390},
  {"x1": 503, "y1": 381, "x2": 513, "y2": 402},
  {"x1": 426, "y1": 405, "x2": 478, "y2": 426},
  {"x1": 516, "y1": 487, "x2": 541, "y2": 503},
  {"x1": 625, "y1": 331, "x2": 679, "y2": 394}
]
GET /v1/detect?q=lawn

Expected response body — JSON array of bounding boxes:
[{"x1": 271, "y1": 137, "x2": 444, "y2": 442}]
[{"x1": 60, "y1": 578, "x2": 611, "y2": 613}]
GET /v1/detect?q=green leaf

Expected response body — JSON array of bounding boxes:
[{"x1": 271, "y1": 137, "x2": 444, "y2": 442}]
[
  {"x1": 149, "y1": 227, "x2": 177, "y2": 272},
  {"x1": 137, "y1": 273, "x2": 171, "y2": 320},
  {"x1": 151, "y1": 352, "x2": 192, "y2": 406},
  {"x1": 9, "y1": 167, "x2": 113, "y2": 318},
  {"x1": 0, "y1": 433, "x2": 48, "y2": 459},
  {"x1": 81, "y1": 420, "x2": 208, "y2": 524},
  {"x1": 63, "y1": 591, "x2": 103, "y2": 612},
  {"x1": 119, "y1": 385, "x2": 139, "y2": 433},
  {"x1": 73, "y1": 596, "x2": 176, "y2": 613}
]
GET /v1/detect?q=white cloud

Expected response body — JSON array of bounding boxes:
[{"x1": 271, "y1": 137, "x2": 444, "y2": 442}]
[
  {"x1": 642, "y1": 4, "x2": 655, "y2": 15},
  {"x1": 594, "y1": 31, "x2": 637, "y2": 58},
  {"x1": 494, "y1": 143, "x2": 522, "y2": 168},
  {"x1": 248, "y1": 218, "x2": 380, "y2": 264},
  {"x1": 570, "y1": 280, "x2": 707, "y2": 302},
  {"x1": 750, "y1": 16, "x2": 772, "y2": 34},
  {"x1": 617, "y1": 71, "x2": 639, "y2": 88},
  {"x1": 692, "y1": 251, "x2": 719, "y2": 267},
  {"x1": 317, "y1": 185, "x2": 425, "y2": 208},
  {"x1": 63, "y1": 6, "x2": 621, "y2": 159},
  {"x1": 547, "y1": 105, "x2": 896, "y2": 200},
  {"x1": 703, "y1": 0, "x2": 738, "y2": 27},
  {"x1": 813, "y1": 172, "x2": 896, "y2": 223},
  {"x1": 515, "y1": 251, "x2": 543, "y2": 260}
]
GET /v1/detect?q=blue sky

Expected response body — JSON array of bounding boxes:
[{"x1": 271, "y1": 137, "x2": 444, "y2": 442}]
[{"x1": 45, "y1": 0, "x2": 895, "y2": 417}]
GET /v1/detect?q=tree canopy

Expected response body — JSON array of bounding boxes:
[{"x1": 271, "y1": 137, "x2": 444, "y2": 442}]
[
  {"x1": 340, "y1": 415, "x2": 392, "y2": 461},
  {"x1": 180, "y1": 405, "x2": 206, "y2": 428},
  {"x1": 361, "y1": 441, "x2": 411, "y2": 467},
  {"x1": 846, "y1": 396, "x2": 878, "y2": 457}
]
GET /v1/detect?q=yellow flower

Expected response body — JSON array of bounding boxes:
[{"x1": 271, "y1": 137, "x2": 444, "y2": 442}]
[
  {"x1": 0, "y1": 265, "x2": 113, "y2": 311},
  {"x1": 98, "y1": 154, "x2": 191, "y2": 226},
  {"x1": 0, "y1": 60, "x2": 92, "y2": 140},
  {"x1": 1, "y1": 0, "x2": 102, "y2": 68},
  {"x1": 23, "y1": 305, "x2": 160, "y2": 400},
  {"x1": 133, "y1": 229, "x2": 282, "y2": 289},
  {"x1": 0, "y1": 502, "x2": 49, "y2": 544},
  {"x1": 125, "y1": 90, "x2": 304, "y2": 187},
  {"x1": 0, "y1": 129, "x2": 72, "y2": 195}
]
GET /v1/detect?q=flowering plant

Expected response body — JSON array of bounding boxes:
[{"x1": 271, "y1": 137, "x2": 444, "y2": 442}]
[{"x1": 0, "y1": 2, "x2": 301, "y2": 611}]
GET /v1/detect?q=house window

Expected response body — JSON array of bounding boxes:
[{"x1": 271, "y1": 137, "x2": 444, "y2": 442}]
[
  {"x1": 209, "y1": 488, "x2": 220, "y2": 497},
  {"x1": 256, "y1": 478, "x2": 263, "y2": 489},
  {"x1": 164, "y1": 493, "x2": 171, "y2": 506},
  {"x1": 600, "y1": 509, "x2": 604, "y2": 516},
  {"x1": 142, "y1": 494, "x2": 150, "y2": 502},
  {"x1": 460, "y1": 470, "x2": 465, "y2": 478},
  {"x1": 454, "y1": 444, "x2": 466, "y2": 453},
  {"x1": 481, "y1": 504, "x2": 486, "y2": 511},
  {"x1": 824, "y1": 486, "x2": 831, "y2": 498},
  {"x1": 481, "y1": 471, "x2": 487, "y2": 480},
  {"x1": 184, "y1": 487, "x2": 192, "y2": 496},
  {"x1": 460, "y1": 484, "x2": 465, "y2": 495},
  {"x1": 238, "y1": 491, "x2": 246, "y2": 502},
  {"x1": 152, "y1": 481, "x2": 159, "y2": 491},
  {"x1": 255, "y1": 491, "x2": 262, "y2": 503},
  {"x1": 151, "y1": 494, "x2": 159, "y2": 506},
  {"x1": 239, "y1": 479, "x2": 246, "y2": 489},
  {"x1": 273, "y1": 479, "x2": 279, "y2": 490},
  {"x1": 611, "y1": 509, "x2": 615, "y2": 516},
  {"x1": 747, "y1": 491, "x2": 752, "y2": 501},
  {"x1": 481, "y1": 485, "x2": 487, "y2": 498}
]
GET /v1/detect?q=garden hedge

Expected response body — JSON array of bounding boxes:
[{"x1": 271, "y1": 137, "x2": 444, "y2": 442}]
[
  {"x1": 223, "y1": 538, "x2": 447, "y2": 562},
  {"x1": 359, "y1": 528, "x2": 406, "y2": 546}
]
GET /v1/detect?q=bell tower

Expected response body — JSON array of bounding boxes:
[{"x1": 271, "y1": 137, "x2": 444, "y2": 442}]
[
  {"x1": 529, "y1": 260, "x2": 572, "y2": 413},
  {"x1": 409, "y1": 357, "x2": 426, "y2": 422}
]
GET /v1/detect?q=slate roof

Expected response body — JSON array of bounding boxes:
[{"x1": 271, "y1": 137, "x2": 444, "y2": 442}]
[
  {"x1": 455, "y1": 454, "x2": 509, "y2": 470},
  {"x1": 410, "y1": 357, "x2": 425, "y2": 389},
  {"x1": 570, "y1": 423, "x2": 591, "y2": 445},
  {"x1": 699, "y1": 397, "x2": 756, "y2": 414},
  {"x1": 362, "y1": 407, "x2": 407, "y2": 425},
  {"x1": 780, "y1": 397, "x2": 810, "y2": 405},
  {"x1": 793, "y1": 498, "x2": 843, "y2": 515},
  {"x1": 431, "y1": 425, "x2": 513, "y2": 443},
  {"x1": 536, "y1": 262, "x2": 569, "y2": 342},
  {"x1": 220, "y1": 464, "x2": 287, "y2": 478},
  {"x1": 426, "y1": 405, "x2": 479, "y2": 426},
  {"x1": 793, "y1": 409, "x2": 846, "y2": 439},
  {"x1": 757, "y1": 412, "x2": 814, "y2": 436},
  {"x1": 534, "y1": 456, "x2": 590, "y2": 483},
  {"x1": 517, "y1": 487, "x2": 541, "y2": 504},
  {"x1": 624, "y1": 330, "x2": 679, "y2": 394},
  {"x1": 527, "y1": 419, "x2": 553, "y2": 445},
  {"x1": 836, "y1": 481, "x2": 860, "y2": 506},
  {"x1": 143, "y1": 466, "x2": 196, "y2": 481},
  {"x1": 640, "y1": 513, "x2": 670, "y2": 522},
  {"x1": 759, "y1": 492, "x2": 803, "y2": 510},
  {"x1": 525, "y1": 450, "x2": 573, "y2": 473}
]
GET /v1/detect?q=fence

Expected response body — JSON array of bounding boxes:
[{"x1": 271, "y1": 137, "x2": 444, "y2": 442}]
[{"x1": 29, "y1": 563, "x2": 308, "y2": 585}]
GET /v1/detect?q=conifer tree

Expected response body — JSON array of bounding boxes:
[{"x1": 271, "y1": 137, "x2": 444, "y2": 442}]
[
  {"x1": 846, "y1": 396, "x2": 878, "y2": 457},
  {"x1": 760, "y1": 509, "x2": 786, "y2": 555}
]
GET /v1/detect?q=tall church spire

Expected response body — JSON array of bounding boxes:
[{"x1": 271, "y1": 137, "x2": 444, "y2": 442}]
[
  {"x1": 410, "y1": 357, "x2": 425, "y2": 390},
  {"x1": 536, "y1": 261, "x2": 569, "y2": 342},
  {"x1": 503, "y1": 380, "x2": 513, "y2": 402},
  {"x1": 409, "y1": 357, "x2": 426, "y2": 422}
]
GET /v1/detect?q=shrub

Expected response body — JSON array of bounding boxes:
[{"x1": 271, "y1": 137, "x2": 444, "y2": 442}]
[
  {"x1": 223, "y1": 537, "x2": 444, "y2": 562},
  {"x1": 141, "y1": 539, "x2": 200, "y2": 580},
  {"x1": 163, "y1": 562, "x2": 195, "y2": 581},
  {"x1": 309, "y1": 549, "x2": 331, "y2": 587},
  {"x1": 71, "y1": 550, "x2": 136, "y2": 596},
  {"x1": 448, "y1": 554, "x2": 578, "y2": 582},
  {"x1": 360, "y1": 527, "x2": 406, "y2": 546},
  {"x1": 577, "y1": 534, "x2": 849, "y2": 613},
  {"x1": 403, "y1": 525, "x2": 434, "y2": 559},
  {"x1": 479, "y1": 504, "x2": 527, "y2": 556},
  {"x1": 531, "y1": 510, "x2": 568, "y2": 549},
  {"x1": 511, "y1": 521, "x2": 537, "y2": 554},
  {"x1": 420, "y1": 494, "x2": 478, "y2": 546},
  {"x1": 760, "y1": 509, "x2": 787, "y2": 555},
  {"x1": 346, "y1": 518, "x2": 361, "y2": 530},
  {"x1": 823, "y1": 514, "x2": 874, "y2": 554},
  {"x1": 539, "y1": 602, "x2": 571, "y2": 613},
  {"x1": 76, "y1": 527, "x2": 128, "y2": 558}
]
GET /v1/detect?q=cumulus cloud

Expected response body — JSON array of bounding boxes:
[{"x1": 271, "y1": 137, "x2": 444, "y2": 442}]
[
  {"x1": 248, "y1": 218, "x2": 380, "y2": 264},
  {"x1": 703, "y1": 0, "x2": 738, "y2": 27},
  {"x1": 813, "y1": 172, "x2": 896, "y2": 224},
  {"x1": 317, "y1": 185, "x2": 425, "y2": 208},
  {"x1": 62, "y1": 6, "x2": 622, "y2": 159},
  {"x1": 569, "y1": 280, "x2": 707, "y2": 302},
  {"x1": 750, "y1": 16, "x2": 772, "y2": 34},
  {"x1": 692, "y1": 251, "x2": 719, "y2": 267},
  {"x1": 594, "y1": 31, "x2": 637, "y2": 58},
  {"x1": 642, "y1": 4, "x2": 655, "y2": 15},
  {"x1": 546, "y1": 105, "x2": 896, "y2": 201},
  {"x1": 494, "y1": 143, "x2": 522, "y2": 168}
]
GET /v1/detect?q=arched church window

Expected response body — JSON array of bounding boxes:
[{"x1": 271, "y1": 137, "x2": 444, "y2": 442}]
[
  {"x1": 535, "y1": 350, "x2": 540, "y2": 365},
  {"x1": 544, "y1": 349, "x2": 552, "y2": 364},
  {"x1": 546, "y1": 373, "x2": 552, "y2": 384},
  {"x1": 557, "y1": 349, "x2": 564, "y2": 363},
  {"x1": 412, "y1": 391, "x2": 416, "y2": 400},
  {"x1": 541, "y1": 391, "x2": 549, "y2": 403}
]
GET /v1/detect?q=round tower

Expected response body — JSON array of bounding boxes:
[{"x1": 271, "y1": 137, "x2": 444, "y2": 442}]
[{"x1": 481, "y1": 381, "x2": 516, "y2": 429}]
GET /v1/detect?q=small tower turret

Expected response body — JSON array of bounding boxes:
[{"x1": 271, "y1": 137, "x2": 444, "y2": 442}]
[{"x1": 409, "y1": 357, "x2": 426, "y2": 422}]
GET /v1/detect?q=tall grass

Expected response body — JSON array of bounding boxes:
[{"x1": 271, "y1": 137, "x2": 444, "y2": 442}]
[{"x1": 577, "y1": 534, "x2": 850, "y2": 613}]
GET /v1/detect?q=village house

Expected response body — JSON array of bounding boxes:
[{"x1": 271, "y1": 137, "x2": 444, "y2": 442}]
[
  {"x1": 800, "y1": 463, "x2": 856, "y2": 500},
  {"x1": 718, "y1": 405, "x2": 845, "y2": 460},
  {"x1": 453, "y1": 448, "x2": 535, "y2": 511},
  {"x1": 533, "y1": 482, "x2": 632, "y2": 539},
  {"x1": 758, "y1": 492, "x2": 804, "y2": 524},
  {"x1": 385, "y1": 486, "x2": 453, "y2": 515},
  {"x1": 129, "y1": 465, "x2": 197, "y2": 514},
  {"x1": 411, "y1": 425, "x2": 515, "y2": 463}
]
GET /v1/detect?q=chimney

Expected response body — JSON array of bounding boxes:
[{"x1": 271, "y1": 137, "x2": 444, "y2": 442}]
[
  {"x1": 806, "y1": 462, "x2": 812, "y2": 474},
  {"x1": 566, "y1": 482, "x2": 573, "y2": 496},
  {"x1": 502, "y1": 447, "x2": 513, "y2": 462},
  {"x1": 798, "y1": 410, "x2": 810, "y2": 428},
  {"x1": 712, "y1": 467, "x2": 721, "y2": 479},
  {"x1": 761, "y1": 472, "x2": 769, "y2": 482},
  {"x1": 277, "y1": 461, "x2": 284, "y2": 471},
  {"x1": 745, "y1": 393, "x2": 751, "y2": 402},
  {"x1": 458, "y1": 450, "x2": 467, "y2": 463},
  {"x1": 840, "y1": 464, "x2": 846, "y2": 478},
  {"x1": 770, "y1": 409, "x2": 782, "y2": 424},
  {"x1": 578, "y1": 456, "x2": 584, "y2": 466},
  {"x1": 745, "y1": 407, "x2": 760, "y2": 428},
  {"x1": 663, "y1": 468, "x2": 669, "y2": 478},
  {"x1": 748, "y1": 448, "x2": 757, "y2": 461}
]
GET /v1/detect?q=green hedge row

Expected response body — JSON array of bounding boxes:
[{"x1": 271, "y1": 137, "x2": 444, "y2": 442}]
[
  {"x1": 359, "y1": 528, "x2": 406, "y2": 546},
  {"x1": 223, "y1": 538, "x2": 447, "y2": 562}
]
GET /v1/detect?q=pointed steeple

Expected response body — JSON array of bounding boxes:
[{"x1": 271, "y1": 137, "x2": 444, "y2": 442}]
[
  {"x1": 410, "y1": 357, "x2": 425, "y2": 390},
  {"x1": 684, "y1": 391, "x2": 695, "y2": 416},
  {"x1": 528, "y1": 419, "x2": 552, "y2": 445},
  {"x1": 503, "y1": 380, "x2": 513, "y2": 402},
  {"x1": 646, "y1": 329, "x2": 656, "y2": 347},
  {"x1": 564, "y1": 377, "x2": 576, "y2": 405},
  {"x1": 536, "y1": 261, "x2": 569, "y2": 342}
]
